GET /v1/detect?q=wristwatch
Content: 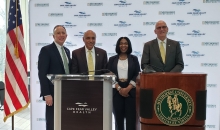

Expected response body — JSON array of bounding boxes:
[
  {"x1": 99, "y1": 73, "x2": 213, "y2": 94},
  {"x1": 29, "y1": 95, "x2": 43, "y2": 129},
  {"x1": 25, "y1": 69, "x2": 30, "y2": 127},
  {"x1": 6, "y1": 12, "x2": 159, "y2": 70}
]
[{"x1": 117, "y1": 86, "x2": 121, "y2": 91}]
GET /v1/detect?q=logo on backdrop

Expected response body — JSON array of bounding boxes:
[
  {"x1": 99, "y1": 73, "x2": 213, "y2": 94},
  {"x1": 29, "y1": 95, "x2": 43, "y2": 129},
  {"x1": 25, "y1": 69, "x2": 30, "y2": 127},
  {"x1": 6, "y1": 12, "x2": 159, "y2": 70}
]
[
  {"x1": 187, "y1": 30, "x2": 205, "y2": 37},
  {"x1": 207, "y1": 84, "x2": 217, "y2": 88},
  {"x1": 143, "y1": 22, "x2": 156, "y2": 25},
  {"x1": 132, "y1": 51, "x2": 142, "y2": 57},
  {"x1": 128, "y1": 31, "x2": 146, "y2": 37},
  {"x1": 129, "y1": 10, "x2": 147, "y2": 17},
  {"x1": 202, "y1": 21, "x2": 220, "y2": 25},
  {"x1": 205, "y1": 125, "x2": 216, "y2": 129},
  {"x1": 143, "y1": 1, "x2": 160, "y2": 5},
  {"x1": 108, "y1": 53, "x2": 117, "y2": 57},
  {"x1": 167, "y1": 32, "x2": 175, "y2": 36},
  {"x1": 87, "y1": 3, "x2": 103, "y2": 6},
  {"x1": 36, "y1": 43, "x2": 50, "y2": 46},
  {"x1": 178, "y1": 41, "x2": 189, "y2": 47},
  {"x1": 201, "y1": 63, "x2": 218, "y2": 67},
  {"x1": 74, "y1": 32, "x2": 84, "y2": 38},
  {"x1": 154, "y1": 88, "x2": 194, "y2": 126},
  {"x1": 36, "y1": 118, "x2": 46, "y2": 121},
  {"x1": 203, "y1": 0, "x2": 220, "y2": 3},
  {"x1": 95, "y1": 43, "x2": 103, "y2": 46},
  {"x1": 60, "y1": 2, "x2": 76, "y2": 8},
  {"x1": 172, "y1": 0, "x2": 190, "y2": 5},
  {"x1": 61, "y1": 22, "x2": 77, "y2": 28},
  {"x1": 184, "y1": 64, "x2": 189, "y2": 67},
  {"x1": 202, "y1": 42, "x2": 219, "y2": 46},
  {"x1": 187, "y1": 9, "x2": 206, "y2": 15},
  {"x1": 114, "y1": 0, "x2": 132, "y2": 7},
  {"x1": 35, "y1": 23, "x2": 49, "y2": 27},
  {"x1": 186, "y1": 51, "x2": 205, "y2": 57},
  {"x1": 64, "y1": 41, "x2": 77, "y2": 47},
  {"x1": 102, "y1": 12, "x2": 117, "y2": 16},
  {"x1": 87, "y1": 23, "x2": 103, "y2": 27},
  {"x1": 74, "y1": 12, "x2": 91, "y2": 18},
  {"x1": 67, "y1": 102, "x2": 98, "y2": 114},
  {"x1": 171, "y1": 20, "x2": 190, "y2": 26},
  {"x1": 48, "y1": 13, "x2": 63, "y2": 17},
  {"x1": 114, "y1": 21, "x2": 131, "y2": 27},
  {"x1": 207, "y1": 104, "x2": 217, "y2": 108},
  {"x1": 102, "y1": 33, "x2": 117, "y2": 36},
  {"x1": 36, "y1": 99, "x2": 44, "y2": 103},
  {"x1": 159, "y1": 11, "x2": 175, "y2": 15},
  {"x1": 35, "y1": 3, "x2": 49, "y2": 7}
]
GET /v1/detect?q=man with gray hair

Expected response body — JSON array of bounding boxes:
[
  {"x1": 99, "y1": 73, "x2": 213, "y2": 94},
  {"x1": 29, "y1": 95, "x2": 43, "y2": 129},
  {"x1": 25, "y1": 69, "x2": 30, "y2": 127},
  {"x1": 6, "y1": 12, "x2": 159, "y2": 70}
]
[
  {"x1": 141, "y1": 20, "x2": 184, "y2": 72},
  {"x1": 38, "y1": 25, "x2": 71, "y2": 130}
]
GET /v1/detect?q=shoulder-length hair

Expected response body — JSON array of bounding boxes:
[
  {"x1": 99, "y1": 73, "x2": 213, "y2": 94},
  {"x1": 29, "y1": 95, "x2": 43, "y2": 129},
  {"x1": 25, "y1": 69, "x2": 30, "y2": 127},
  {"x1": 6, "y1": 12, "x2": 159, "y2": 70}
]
[{"x1": 115, "y1": 37, "x2": 132, "y2": 55}]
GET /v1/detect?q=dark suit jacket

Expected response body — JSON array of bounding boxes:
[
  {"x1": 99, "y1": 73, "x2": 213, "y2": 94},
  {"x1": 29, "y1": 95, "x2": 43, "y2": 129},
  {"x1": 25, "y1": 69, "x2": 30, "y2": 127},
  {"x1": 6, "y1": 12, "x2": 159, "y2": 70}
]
[
  {"x1": 38, "y1": 42, "x2": 71, "y2": 98},
  {"x1": 141, "y1": 38, "x2": 184, "y2": 72},
  {"x1": 71, "y1": 46, "x2": 108, "y2": 75},
  {"x1": 107, "y1": 54, "x2": 140, "y2": 96}
]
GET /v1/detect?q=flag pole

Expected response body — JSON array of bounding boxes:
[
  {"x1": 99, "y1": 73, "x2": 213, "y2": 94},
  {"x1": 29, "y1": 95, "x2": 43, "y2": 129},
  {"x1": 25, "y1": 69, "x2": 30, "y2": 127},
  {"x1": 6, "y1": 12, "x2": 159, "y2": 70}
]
[
  {"x1": 11, "y1": 0, "x2": 17, "y2": 129},
  {"x1": 12, "y1": 115, "x2": 14, "y2": 130}
]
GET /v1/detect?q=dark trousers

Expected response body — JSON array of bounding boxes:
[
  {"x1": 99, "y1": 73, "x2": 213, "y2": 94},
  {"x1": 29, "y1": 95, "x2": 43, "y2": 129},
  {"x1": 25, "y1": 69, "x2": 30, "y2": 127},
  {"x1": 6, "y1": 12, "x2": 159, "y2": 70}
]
[
  {"x1": 113, "y1": 88, "x2": 136, "y2": 130},
  {"x1": 46, "y1": 104, "x2": 54, "y2": 130}
]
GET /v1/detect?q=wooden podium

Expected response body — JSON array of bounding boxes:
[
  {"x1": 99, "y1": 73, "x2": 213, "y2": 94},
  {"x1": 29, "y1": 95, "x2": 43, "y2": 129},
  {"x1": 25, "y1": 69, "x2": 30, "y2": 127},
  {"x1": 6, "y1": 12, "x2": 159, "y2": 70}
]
[
  {"x1": 48, "y1": 74, "x2": 115, "y2": 130},
  {"x1": 136, "y1": 72, "x2": 207, "y2": 130}
]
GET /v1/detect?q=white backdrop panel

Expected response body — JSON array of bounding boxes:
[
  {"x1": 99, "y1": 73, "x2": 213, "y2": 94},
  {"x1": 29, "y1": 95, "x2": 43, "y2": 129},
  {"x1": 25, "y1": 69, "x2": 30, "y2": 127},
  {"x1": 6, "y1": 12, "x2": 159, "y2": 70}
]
[{"x1": 29, "y1": 0, "x2": 220, "y2": 129}]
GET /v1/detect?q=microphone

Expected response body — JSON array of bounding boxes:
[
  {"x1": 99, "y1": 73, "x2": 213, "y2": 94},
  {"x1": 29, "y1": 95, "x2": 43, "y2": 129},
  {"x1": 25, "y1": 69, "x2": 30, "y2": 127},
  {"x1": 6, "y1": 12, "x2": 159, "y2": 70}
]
[
  {"x1": 142, "y1": 64, "x2": 164, "y2": 73},
  {"x1": 80, "y1": 69, "x2": 115, "y2": 75},
  {"x1": 80, "y1": 69, "x2": 117, "y2": 83}
]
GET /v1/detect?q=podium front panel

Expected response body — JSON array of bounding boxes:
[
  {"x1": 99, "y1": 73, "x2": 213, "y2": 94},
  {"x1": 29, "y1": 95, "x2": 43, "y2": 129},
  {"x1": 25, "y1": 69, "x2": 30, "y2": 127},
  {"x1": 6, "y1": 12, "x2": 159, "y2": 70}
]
[
  {"x1": 53, "y1": 75, "x2": 113, "y2": 130},
  {"x1": 136, "y1": 72, "x2": 207, "y2": 128}
]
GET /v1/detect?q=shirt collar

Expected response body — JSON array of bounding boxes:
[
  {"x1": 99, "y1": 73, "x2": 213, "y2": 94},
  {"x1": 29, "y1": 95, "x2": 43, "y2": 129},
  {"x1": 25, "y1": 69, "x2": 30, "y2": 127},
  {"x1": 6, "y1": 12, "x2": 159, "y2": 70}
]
[
  {"x1": 85, "y1": 46, "x2": 95, "y2": 53},
  {"x1": 54, "y1": 41, "x2": 63, "y2": 48},
  {"x1": 157, "y1": 38, "x2": 167, "y2": 44}
]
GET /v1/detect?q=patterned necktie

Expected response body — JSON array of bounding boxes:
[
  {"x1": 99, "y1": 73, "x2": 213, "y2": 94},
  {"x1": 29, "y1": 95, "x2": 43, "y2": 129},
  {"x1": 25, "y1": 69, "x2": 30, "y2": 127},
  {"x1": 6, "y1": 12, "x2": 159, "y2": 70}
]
[
  {"x1": 61, "y1": 47, "x2": 69, "y2": 74},
  {"x1": 88, "y1": 50, "x2": 94, "y2": 75},
  {"x1": 159, "y1": 41, "x2": 166, "y2": 63}
]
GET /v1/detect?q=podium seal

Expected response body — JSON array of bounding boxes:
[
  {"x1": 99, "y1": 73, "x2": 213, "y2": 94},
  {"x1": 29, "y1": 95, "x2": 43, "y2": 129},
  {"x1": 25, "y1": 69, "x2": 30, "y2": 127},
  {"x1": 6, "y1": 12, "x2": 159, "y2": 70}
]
[{"x1": 154, "y1": 88, "x2": 194, "y2": 126}]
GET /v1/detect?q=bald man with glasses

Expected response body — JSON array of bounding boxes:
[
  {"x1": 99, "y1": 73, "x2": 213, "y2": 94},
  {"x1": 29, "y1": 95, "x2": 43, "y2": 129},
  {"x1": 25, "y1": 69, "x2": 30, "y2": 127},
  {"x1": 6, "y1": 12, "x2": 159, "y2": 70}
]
[{"x1": 141, "y1": 20, "x2": 184, "y2": 72}]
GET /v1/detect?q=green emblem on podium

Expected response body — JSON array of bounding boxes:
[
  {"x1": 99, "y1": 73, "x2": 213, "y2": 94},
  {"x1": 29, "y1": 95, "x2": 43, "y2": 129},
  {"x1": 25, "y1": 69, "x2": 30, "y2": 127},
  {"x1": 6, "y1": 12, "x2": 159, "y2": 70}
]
[{"x1": 154, "y1": 88, "x2": 194, "y2": 126}]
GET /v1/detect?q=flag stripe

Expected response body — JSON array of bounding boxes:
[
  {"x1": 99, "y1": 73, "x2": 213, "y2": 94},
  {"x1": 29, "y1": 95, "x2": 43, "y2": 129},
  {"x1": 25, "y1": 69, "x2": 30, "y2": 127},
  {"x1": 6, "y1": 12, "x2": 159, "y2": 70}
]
[
  {"x1": 5, "y1": 59, "x2": 28, "y2": 106},
  {"x1": 8, "y1": 29, "x2": 27, "y2": 70},
  {"x1": 19, "y1": 24, "x2": 24, "y2": 36},
  {"x1": 6, "y1": 47, "x2": 28, "y2": 102},
  {"x1": 15, "y1": 26, "x2": 26, "y2": 56},
  {"x1": 3, "y1": 100, "x2": 10, "y2": 117},
  {"x1": 7, "y1": 33, "x2": 28, "y2": 89},
  {"x1": 5, "y1": 74, "x2": 22, "y2": 110}
]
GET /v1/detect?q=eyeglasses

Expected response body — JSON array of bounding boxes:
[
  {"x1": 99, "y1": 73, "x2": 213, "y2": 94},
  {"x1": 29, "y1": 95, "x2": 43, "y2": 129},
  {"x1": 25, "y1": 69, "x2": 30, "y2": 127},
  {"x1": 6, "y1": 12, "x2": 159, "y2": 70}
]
[{"x1": 156, "y1": 26, "x2": 167, "y2": 30}]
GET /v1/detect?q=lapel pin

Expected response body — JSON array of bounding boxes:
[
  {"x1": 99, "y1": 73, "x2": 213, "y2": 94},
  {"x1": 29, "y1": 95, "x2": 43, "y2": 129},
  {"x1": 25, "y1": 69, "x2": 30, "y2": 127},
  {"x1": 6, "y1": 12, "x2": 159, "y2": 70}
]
[{"x1": 97, "y1": 54, "x2": 99, "y2": 56}]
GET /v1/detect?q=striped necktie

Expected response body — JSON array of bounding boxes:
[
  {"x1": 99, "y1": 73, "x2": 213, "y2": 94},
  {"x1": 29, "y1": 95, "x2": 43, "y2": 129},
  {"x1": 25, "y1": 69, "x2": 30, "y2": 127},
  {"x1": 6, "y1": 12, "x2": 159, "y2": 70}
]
[{"x1": 61, "y1": 46, "x2": 69, "y2": 74}]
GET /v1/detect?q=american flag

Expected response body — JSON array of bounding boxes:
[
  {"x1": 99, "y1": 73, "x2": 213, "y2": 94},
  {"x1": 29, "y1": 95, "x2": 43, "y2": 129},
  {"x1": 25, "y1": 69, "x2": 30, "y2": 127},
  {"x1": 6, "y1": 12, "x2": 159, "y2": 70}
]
[{"x1": 4, "y1": 0, "x2": 29, "y2": 122}]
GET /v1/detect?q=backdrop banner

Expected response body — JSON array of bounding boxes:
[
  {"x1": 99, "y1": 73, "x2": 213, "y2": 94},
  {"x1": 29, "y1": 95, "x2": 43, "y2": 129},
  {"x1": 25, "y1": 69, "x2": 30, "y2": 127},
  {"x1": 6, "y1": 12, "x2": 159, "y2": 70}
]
[{"x1": 29, "y1": 0, "x2": 220, "y2": 130}]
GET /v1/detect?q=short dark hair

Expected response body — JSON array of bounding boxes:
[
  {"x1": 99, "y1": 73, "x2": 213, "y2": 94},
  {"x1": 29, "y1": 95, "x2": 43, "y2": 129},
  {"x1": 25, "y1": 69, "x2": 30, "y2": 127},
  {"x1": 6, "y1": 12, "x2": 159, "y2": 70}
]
[
  {"x1": 115, "y1": 37, "x2": 132, "y2": 54},
  {"x1": 53, "y1": 25, "x2": 66, "y2": 34}
]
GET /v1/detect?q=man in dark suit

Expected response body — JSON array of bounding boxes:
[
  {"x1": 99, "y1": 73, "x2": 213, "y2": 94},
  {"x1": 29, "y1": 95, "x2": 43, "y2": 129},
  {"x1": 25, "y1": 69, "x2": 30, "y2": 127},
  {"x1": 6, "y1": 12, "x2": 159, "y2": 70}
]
[
  {"x1": 38, "y1": 25, "x2": 71, "y2": 130},
  {"x1": 141, "y1": 20, "x2": 184, "y2": 72},
  {"x1": 71, "y1": 30, "x2": 107, "y2": 75}
]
